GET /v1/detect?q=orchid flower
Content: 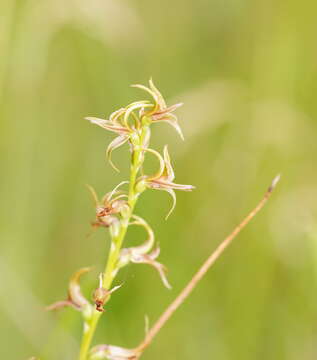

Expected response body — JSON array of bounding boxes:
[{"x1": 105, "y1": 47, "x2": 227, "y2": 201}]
[
  {"x1": 139, "y1": 145, "x2": 194, "y2": 219},
  {"x1": 86, "y1": 102, "x2": 152, "y2": 171},
  {"x1": 93, "y1": 274, "x2": 122, "y2": 312},
  {"x1": 87, "y1": 181, "x2": 129, "y2": 229},
  {"x1": 118, "y1": 216, "x2": 171, "y2": 289},
  {"x1": 46, "y1": 267, "x2": 92, "y2": 313},
  {"x1": 131, "y1": 79, "x2": 184, "y2": 140}
]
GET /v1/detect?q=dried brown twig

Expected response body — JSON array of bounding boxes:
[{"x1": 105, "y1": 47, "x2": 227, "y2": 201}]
[{"x1": 136, "y1": 175, "x2": 280, "y2": 356}]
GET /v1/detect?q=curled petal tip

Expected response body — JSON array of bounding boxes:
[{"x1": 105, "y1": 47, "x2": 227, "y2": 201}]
[
  {"x1": 85, "y1": 116, "x2": 95, "y2": 122},
  {"x1": 154, "y1": 261, "x2": 172, "y2": 289},
  {"x1": 86, "y1": 184, "x2": 99, "y2": 207},
  {"x1": 69, "y1": 267, "x2": 92, "y2": 308},
  {"x1": 175, "y1": 102, "x2": 184, "y2": 109},
  {"x1": 106, "y1": 135, "x2": 129, "y2": 172},
  {"x1": 85, "y1": 116, "x2": 104, "y2": 125},
  {"x1": 47, "y1": 267, "x2": 92, "y2": 312},
  {"x1": 144, "y1": 248, "x2": 171, "y2": 289},
  {"x1": 164, "y1": 188, "x2": 176, "y2": 220}
]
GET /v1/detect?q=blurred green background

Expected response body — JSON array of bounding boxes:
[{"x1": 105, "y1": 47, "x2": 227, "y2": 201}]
[{"x1": 1, "y1": 0, "x2": 317, "y2": 359}]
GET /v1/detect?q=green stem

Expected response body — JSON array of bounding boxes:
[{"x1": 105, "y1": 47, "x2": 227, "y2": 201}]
[
  {"x1": 78, "y1": 125, "x2": 148, "y2": 360},
  {"x1": 79, "y1": 313, "x2": 101, "y2": 360}
]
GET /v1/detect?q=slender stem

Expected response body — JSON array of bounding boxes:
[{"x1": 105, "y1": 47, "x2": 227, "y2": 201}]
[
  {"x1": 136, "y1": 175, "x2": 280, "y2": 355},
  {"x1": 79, "y1": 314, "x2": 101, "y2": 360},
  {"x1": 78, "y1": 126, "x2": 149, "y2": 360}
]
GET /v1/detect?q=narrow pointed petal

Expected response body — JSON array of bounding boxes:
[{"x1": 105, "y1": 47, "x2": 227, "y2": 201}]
[
  {"x1": 109, "y1": 108, "x2": 126, "y2": 124},
  {"x1": 125, "y1": 100, "x2": 151, "y2": 108},
  {"x1": 109, "y1": 284, "x2": 123, "y2": 294},
  {"x1": 86, "y1": 117, "x2": 129, "y2": 134},
  {"x1": 129, "y1": 215, "x2": 155, "y2": 255},
  {"x1": 166, "y1": 117, "x2": 184, "y2": 140},
  {"x1": 123, "y1": 102, "x2": 152, "y2": 130},
  {"x1": 69, "y1": 267, "x2": 91, "y2": 308},
  {"x1": 154, "y1": 114, "x2": 184, "y2": 140},
  {"x1": 163, "y1": 188, "x2": 177, "y2": 220},
  {"x1": 90, "y1": 344, "x2": 140, "y2": 360},
  {"x1": 149, "y1": 78, "x2": 166, "y2": 109},
  {"x1": 131, "y1": 84, "x2": 159, "y2": 113},
  {"x1": 46, "y1": 299, "x2": 79, "y2": 311},
  {"x1": 106, "y1": 135, "x2": 129, "y2": 172},
  {"x1": 153, "y1": 102, "x2": 183, "y2": 117},
  {"x1": 163, "y1": 145, "x2": 175, "y2": 181},
  {"x1": 149, "y1": 179, "x2": 195, "y2": 192},
  {"x1": 164, "y1": 181, "x2": 195, "y2": 191},
  {"x1": 103, "y1": 181, "x2": 129, "y2": 204},
  {"x1": 86, "y1": 184, "x2": 99, "y2": 207},
  {"x1": 142, "y1": 148, "x2": 165, "y2": 180},
  {"x1": 140, "y1": 248, "x2": 171, "y2": 289},
  {"x1": 152, "y1": 260, "x2": 172, "y2": 289},
  {"x1": 47, "y1": 268, "x2": 92, "y2": 312}
]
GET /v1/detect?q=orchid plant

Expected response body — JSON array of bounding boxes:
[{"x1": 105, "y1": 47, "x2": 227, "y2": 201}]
[
  {"x1": 46, "y1": 80, "x2": 279, "y2": 360},
  {"x1": 48, "y1": 79, "x2": 194, "y2": 360}
]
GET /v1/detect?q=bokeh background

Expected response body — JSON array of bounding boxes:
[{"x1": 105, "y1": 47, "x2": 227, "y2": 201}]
[{"x1": 1, "y1": 0, "x2": 317, "y2": 359}]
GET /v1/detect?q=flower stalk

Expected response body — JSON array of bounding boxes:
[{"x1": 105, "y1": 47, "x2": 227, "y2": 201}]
[
  {"x1": 48, "y1": 79, "x2": 193, "y2": 360},
  {"x1": 78, "y1": 124, "x2": 151, "y2": 360}
]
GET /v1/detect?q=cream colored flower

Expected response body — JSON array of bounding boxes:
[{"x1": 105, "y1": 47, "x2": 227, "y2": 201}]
[
  {"x1": 46, "y1": 267, "x2": 92, "y2": 312},
  {"x1": 118, "y1": 216, "x2": 171, "y2": 289},
  {"x1": 139, "y1": 146, "x2": 194, "y2": 218},
  {"x1": 132, "y1": 79, "x2": 184, "y2": 140}
]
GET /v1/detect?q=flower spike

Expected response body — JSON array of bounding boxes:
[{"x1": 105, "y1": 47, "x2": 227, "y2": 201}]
[{"x1": 71, "y1": 80, "x2": 195, "y2": 359}]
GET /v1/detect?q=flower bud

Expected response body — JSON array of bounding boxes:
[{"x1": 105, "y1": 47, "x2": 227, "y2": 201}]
[
  {"x1": 130, "y1": 131, "x2": 140, "y2": 146},
  {"x1": 134, "y1": 179, "x2": 147, "y2": 194}
]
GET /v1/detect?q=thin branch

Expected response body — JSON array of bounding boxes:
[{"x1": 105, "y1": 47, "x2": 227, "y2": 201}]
[{"x1": 136, "y1": 175, "x2": 280, "y2": 355}]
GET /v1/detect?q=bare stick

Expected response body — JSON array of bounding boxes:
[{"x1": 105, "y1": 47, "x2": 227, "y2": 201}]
[{"x1": 136, "y1": 175, "x2": 280, "y2": 355}]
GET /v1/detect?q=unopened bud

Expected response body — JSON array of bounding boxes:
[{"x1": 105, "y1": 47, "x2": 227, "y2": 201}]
[
  {"x1": 130, "y1": 131, "x2": 140, "y2": 146},
  {"x1": 135, "y1": 179, "x2": 147, "y2": 194}
]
